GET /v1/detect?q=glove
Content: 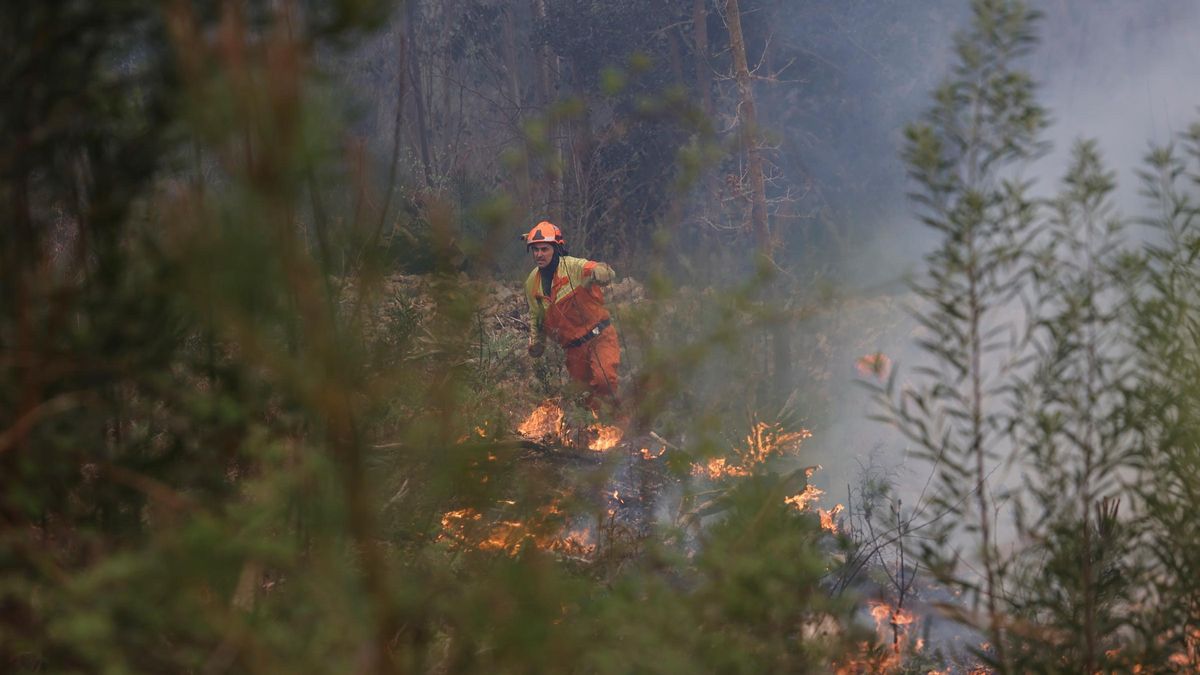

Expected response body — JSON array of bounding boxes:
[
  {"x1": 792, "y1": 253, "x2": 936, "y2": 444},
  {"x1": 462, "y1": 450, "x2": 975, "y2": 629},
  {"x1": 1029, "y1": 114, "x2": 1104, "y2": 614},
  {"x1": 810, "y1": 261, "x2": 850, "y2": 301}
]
[
  {"x1": 528, "y1": 341, "x2": 545, "y2": 358},
  {"x1": 591, "y1": 264, "x2": 615, "y2": 286}
]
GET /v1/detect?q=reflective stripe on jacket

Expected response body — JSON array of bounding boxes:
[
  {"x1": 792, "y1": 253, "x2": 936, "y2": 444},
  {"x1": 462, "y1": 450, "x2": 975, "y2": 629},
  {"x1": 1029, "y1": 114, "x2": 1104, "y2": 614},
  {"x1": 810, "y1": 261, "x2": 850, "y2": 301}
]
[{"x1": 525, "y1": 256, "x2": 614, "y2": 346}]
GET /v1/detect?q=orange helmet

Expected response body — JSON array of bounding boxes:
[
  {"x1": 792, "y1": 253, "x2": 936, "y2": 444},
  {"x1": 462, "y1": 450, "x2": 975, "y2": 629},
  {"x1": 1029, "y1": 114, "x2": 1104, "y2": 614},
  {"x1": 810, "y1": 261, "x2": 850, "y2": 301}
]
[{"x1": 523, "y1": 221, "x2": 565, "y2": 248}]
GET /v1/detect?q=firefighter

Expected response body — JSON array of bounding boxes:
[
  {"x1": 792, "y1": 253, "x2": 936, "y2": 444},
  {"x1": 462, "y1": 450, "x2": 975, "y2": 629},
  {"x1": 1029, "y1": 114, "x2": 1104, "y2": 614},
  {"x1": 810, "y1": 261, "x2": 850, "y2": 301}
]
[{"x1": 523, "y1": 221, "x2": 620, "y2": 415}]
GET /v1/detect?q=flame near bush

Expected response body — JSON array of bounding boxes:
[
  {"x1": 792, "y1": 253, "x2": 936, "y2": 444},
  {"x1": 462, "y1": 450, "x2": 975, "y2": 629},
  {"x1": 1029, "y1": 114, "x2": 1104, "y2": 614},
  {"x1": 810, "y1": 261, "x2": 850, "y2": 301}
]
[
  {"x1": 438, "y1": 504, "x2": 595, "y2": 558},
  {"x1": 692, "y1": 419, "x2": 812, "y2": 479},
  {"x1": 516, "y1": 399, "x2": 623, "y2": 452}
]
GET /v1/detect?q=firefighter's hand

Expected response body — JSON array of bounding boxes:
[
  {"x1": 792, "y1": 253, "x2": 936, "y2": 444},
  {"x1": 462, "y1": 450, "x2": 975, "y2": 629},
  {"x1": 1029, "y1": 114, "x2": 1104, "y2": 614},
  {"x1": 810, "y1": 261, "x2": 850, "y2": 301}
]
[
  {"x1": 592, "y1": 264, "x2": 615, "y2": 286},
  {"x1": 528, "y1": 341, "x2": 545, "y2": 358}
]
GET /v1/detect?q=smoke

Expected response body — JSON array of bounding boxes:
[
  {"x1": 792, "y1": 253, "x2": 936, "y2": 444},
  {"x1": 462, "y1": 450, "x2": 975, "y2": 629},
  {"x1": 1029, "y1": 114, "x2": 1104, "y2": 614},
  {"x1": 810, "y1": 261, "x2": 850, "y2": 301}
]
[
  {"x1": 1033, "y1": 0, "x2": 1200, "y2": 211},
  {"x1": 808, "y1": 0, "x2": 1200, "y2": 525}
]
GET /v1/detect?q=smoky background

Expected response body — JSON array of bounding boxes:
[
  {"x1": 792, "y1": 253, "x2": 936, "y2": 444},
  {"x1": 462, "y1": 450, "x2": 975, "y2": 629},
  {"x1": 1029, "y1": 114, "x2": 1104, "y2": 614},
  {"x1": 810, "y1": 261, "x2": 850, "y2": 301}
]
[
  {"x1": 803, "y1": 0, "x2": 1200, "y2": 515},
  {"x1": 315, "y1": 0, "x2": 1200, "y2": 580}
]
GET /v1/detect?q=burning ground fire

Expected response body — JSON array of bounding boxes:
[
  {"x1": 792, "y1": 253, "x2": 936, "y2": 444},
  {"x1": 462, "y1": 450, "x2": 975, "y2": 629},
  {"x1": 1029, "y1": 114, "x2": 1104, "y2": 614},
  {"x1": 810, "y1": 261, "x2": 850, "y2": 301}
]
[
  {"x1": 516, "y1": 405, "x2": 846, "y2": 537},
  {"x1": 517, "y1": 399, "x2": 623, "y2": 452},
  {"x1": 516, "y1": 400, "x2": 565, "y2": 441},
  {"x1": 869, "y1": 600, "x2": 916, "y2": 653},
  {"x1": 506, "y1": 403, "x2": 991, "y2": 673},
  {"x1": 436, "y1": 400, "x2": 627, "y2": 559},
  {"x1": 688, "y1": 421, "x2": 843, "y2": 534},
  {"x1": 833, "y1": 601, "x2": 921, "y2": 674},
  {"x1": 495, "y1": 402, "x2": 1027, "y2": 673},
  {"x1": 438, "y1": 504, "x2": 595, "y2": 558},
  {"x1": 589, "y1": 423, "x2": 623, "y2": 451}
]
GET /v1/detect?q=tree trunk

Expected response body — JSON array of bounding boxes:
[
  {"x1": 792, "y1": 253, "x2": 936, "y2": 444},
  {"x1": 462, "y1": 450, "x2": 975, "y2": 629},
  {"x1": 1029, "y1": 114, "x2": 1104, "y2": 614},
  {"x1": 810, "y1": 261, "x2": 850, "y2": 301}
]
[
  {"x1": 667, "y1": 27, "x2": 684, "y2": 86},
  {"x1": 724, "y1": 0, "x2": 769, "y2": 255},
  {"x1": 405, "y1": 0, "x2": 433, "y2": 188},
  {"x1": 726, "y1": 0, "x2": 790, "y2": 404},
  {"x1": 502, "y1": 4, "x2": 532, "y2": 213},
  {"x1": 532, "y1": 0, "x2": 561, "y2": 221},
  {"x1": 692, "y1": 0, "x2": 714, "y2": 120},
  {"x1": 371, "y1": 19, "x2": 407, "y2": 249},
  {"x1": 692, "y1": 0, "x2": 720, "y2": 249}
]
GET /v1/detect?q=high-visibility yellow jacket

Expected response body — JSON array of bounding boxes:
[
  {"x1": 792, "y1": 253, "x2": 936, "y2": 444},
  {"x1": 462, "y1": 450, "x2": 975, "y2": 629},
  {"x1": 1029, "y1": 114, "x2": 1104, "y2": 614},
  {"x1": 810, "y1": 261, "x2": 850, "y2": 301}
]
[{"x1": 525, "y1": 256, "x2": 615, "y2": 347}]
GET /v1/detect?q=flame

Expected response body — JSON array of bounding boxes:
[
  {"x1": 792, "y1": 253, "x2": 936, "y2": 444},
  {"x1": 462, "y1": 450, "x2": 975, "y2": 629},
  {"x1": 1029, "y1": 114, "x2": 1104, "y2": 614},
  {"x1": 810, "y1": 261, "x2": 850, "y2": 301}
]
[
  {"x1": 691, "y1": 420, "x2": 812, "y2": 479},
  {"x1": 742, "y1": 421, "x2": 812, "y2": 464},
  {"x1": 869, "y1": 604, "x2": 889, "y2": 624},
  {"x1": 437, "y1": 503, "x2": 596, "y2": 558},
  {"x1": 692, "y1": 457, "x2": 751, "y2": 479},
  {"x1": 785, "y1": 484, "x2": 825, "y2": 512},
  {"x1": 639, "y1": 446, "x2": 666, "y2": 460},
  {"x1": 557, "y1": 528, "x2": 595, "y2": 557},
  {"x1": 1168, "y1": 627, "x2": 1199, "y2": 667},
  {"x1": 859, "y1": 600, "x2": 918, "y2": 671},
  {"x1": 819, "y1": 503, "x2": 845, "y2": 534},
  {"x1": 518, "y1": 400, "x2": 565, "y2": 441},
  {"x1": 856, "y1": 352, "x2": 892, "y2": 380},
  {"x1": 588, "y1": 423, "x2": 623, "y2": 451},
  {"x1": 833, "y1": 642, "x2": 900, "y2": 674},
  {"x1": 517, "y1": 399, "x2": 624, "y2": 451},
  {"x1": 455, "y1": 422, "x2": 492, "y2": 443},
  {"x1": 441, "y1": 508, "x2": 481, "y2": 526}
]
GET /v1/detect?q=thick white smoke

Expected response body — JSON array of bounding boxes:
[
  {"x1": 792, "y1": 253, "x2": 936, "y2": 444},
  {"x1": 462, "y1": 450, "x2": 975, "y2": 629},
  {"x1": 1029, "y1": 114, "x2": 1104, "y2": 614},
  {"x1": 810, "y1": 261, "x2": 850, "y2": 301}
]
[{"x1": 813, "y1": 0, "x2": 1200, "y2": 524}]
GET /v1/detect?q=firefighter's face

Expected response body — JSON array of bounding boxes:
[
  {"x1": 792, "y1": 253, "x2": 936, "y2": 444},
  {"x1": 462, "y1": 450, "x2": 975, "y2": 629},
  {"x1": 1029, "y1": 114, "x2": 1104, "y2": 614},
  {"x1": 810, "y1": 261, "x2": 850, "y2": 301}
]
[{"x1": 530, "y1": 243, "x2": 555, "y2": 268}]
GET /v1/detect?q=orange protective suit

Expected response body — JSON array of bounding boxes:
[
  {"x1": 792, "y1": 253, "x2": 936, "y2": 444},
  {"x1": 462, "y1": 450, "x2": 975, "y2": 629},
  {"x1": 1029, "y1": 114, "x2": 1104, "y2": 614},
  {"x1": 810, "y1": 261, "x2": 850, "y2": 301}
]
[{"x1": 525, "y1": 255, "x2": 620, "y2": 411}]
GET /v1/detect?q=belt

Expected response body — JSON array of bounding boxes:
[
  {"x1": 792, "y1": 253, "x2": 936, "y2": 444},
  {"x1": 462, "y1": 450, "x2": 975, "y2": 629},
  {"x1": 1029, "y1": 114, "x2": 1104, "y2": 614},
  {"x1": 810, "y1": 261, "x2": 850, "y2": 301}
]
[{"x1": 563, "y1": 318, "x2": 611, "y2": 350}]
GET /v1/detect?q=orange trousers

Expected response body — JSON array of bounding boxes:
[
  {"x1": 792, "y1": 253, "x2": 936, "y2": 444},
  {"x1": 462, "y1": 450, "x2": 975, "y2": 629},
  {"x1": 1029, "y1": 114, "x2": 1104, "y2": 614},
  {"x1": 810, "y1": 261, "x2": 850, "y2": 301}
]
[{"x1": 563, "y1": 327, "x2": 620, "y2": 413}]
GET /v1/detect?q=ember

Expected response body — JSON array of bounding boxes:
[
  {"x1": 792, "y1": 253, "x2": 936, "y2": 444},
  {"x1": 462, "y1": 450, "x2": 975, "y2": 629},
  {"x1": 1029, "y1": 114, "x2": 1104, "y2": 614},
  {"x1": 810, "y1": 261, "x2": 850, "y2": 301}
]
[
  {"x1": 1168, "y1": 626, "x2": 1200, "y2": 667},
  {"x1": 639, "y1": 446, "x2": 666, "y2": 460},
  {"x1": 856, "y1": 352, "x2": 892, "y2": 380}
]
